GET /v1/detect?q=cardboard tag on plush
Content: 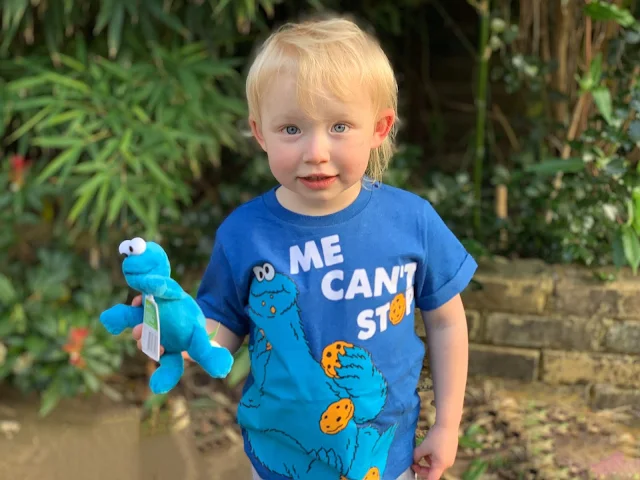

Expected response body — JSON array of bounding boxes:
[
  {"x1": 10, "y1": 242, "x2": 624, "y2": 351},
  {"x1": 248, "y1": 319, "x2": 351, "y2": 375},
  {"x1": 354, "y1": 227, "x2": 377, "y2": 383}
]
[{"x1": 142, "y1": 295, "x2": 161, "y2": 362}]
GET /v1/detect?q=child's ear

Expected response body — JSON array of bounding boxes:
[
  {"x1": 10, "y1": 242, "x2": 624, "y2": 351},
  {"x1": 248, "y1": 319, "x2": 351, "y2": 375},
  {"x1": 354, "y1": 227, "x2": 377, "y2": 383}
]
[
  {"x1": 371, "y1": 108, "x2": 395, "y2": 148},
  {"x1": 249, "y1": 116, "x2": 267, "y2": 151}
]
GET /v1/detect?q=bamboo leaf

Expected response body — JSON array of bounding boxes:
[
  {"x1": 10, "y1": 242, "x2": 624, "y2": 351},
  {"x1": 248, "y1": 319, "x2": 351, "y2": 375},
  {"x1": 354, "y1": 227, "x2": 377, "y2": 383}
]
[
  {"x1": 621, "y1": 226, "x2": 640, "y2": 274},
  {"x1": 126, "y1": 194, "x2": 149, "y2": 225},
  {"x1": 7, "y1": 96, "x2": 59, "y2": 111},
  {"x1": 108, "y1": 2, "x2": 125, "y2": 58},
  {"x1": 0, "y1": 273, "x2": 17, "y2": 305},
  {"x1": 211, "y1": 0, "x2": 233, "y2": 16},
  {"x1": 4, "y1": 104, "x2": 54, "y2": 144},
  {"x1": 32, "y1": 136, "x2": 85, "y2": 148},
  {"x1": 34, "y1": 145, "x2": 84, "y2": 184},
  {"x1": 146, "y1": 1, "x2": 190, "y2": 39},
  {"x1": 37, "y1": 110, "x2": 84, "y2": 129},
  {"x1": 140, "y1": 156, "x2": 175, "y2": 189},
  {"x1": 524, "y1": 158, "x2": 585, "y2": 175},
  {"x1": 42, "y1": 72, "x2": 91, "y2": 94},
  {"x1": 612, "y1": 231, "x2": 626, "y2": 269},
  {"x1": 56, "y1": 54, "x2": 86, "y2": 73},
  {"x1": 583, "y1": 2, "x2": 636, "y2": 28},
  {"x1": 91, "y1": 137, "x2": 120, "y2": 165},
  {"x1": 94, "y1": 0, "x2": 115, "y2": 34},
  {"x1": 91, "y1": 181, "x2": 111, "y2": 233},
  {"x1": 68, "y1": 174, "x2": 106, "y2": 222},
  {"x1": 592, "y1": 86, "x2": 614, "y2": 125},
  {"x1": 6, "y1": 74, "x2": 52, "y2": 92},
  {"x1": 107, "y1": 188, "x2": 126, "y2": 224}
]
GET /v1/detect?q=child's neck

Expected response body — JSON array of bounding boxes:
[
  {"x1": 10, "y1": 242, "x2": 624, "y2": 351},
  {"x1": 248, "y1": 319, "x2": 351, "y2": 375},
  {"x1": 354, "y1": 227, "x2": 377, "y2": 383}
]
[{"x1": 275, "y1": 181, "x2": 362, "y2": 217}]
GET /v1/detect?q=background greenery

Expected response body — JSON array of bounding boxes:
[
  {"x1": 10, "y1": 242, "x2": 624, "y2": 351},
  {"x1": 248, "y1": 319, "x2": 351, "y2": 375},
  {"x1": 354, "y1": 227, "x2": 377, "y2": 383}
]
[{"x1": 1, "y1": 0, "x2": 640, "y2": 416}]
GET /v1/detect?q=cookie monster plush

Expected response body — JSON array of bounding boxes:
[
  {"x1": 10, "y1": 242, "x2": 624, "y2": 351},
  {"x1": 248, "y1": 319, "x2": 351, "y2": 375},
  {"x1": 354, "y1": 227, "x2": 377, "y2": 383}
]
[{"x1": 99, "y1": 237, "x2": 234, "y2": 394}]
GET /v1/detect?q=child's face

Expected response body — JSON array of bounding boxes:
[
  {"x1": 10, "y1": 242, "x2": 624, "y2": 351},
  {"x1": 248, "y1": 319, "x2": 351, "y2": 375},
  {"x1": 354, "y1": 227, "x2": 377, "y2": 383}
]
[{"x1": 250, "y1": 73, "x2": 394, "y2": 215}]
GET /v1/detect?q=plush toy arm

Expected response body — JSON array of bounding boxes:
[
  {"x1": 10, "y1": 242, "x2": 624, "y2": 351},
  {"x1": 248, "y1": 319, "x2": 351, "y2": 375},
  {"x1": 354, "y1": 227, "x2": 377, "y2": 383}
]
[
  {"x1": 138, "y1": 275, "x2": 186, "y2": 300},
  {"x1": 100, "y1": 304, "x2": 144, "y2": 335}
]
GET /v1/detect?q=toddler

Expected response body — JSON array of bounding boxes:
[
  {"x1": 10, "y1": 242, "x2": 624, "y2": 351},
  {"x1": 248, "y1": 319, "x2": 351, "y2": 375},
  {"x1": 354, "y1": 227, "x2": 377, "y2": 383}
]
[{"x1": 132, "y1": 15, "x2": 476, "y2": 480}]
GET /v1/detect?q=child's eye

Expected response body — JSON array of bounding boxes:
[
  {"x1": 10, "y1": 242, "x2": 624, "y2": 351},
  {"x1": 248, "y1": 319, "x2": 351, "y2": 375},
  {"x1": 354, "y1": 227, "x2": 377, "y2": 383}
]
[
  {"x1": 332, "y1": 123, "x2": 349, "y2": 133},
  {"x1": 283, "y1": 126, "x2": 300, "y2": 135}
]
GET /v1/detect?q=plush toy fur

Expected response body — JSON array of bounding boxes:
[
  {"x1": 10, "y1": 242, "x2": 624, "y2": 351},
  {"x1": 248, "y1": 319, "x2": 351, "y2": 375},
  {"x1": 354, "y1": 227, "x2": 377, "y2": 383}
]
[{"x1": 99, "y1": 238, "x2": 234, "y2": 394}]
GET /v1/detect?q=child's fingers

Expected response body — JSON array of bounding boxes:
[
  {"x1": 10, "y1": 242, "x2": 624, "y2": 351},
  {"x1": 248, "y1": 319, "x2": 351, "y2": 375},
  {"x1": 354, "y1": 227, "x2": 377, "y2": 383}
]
[
  {"x1": 132, "y1": 323, "x2": 142, "y2": 340},
  {"x1": 131, "y1": 295, "x2": 142, "y2": 307},
  {"x1": 132, "y1": 324, "x2": 165, "y2": 356},
  {"x1": 136, "y1": 338, "x2": 165, "y2": 356},
  {"x1": 425, "y1": 466, "x2": 444, "y2": 480}
]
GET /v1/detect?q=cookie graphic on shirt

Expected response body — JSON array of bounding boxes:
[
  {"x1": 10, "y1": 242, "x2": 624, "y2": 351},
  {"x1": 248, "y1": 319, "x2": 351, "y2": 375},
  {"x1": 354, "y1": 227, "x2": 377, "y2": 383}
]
[
  {"x1": 389, "y1": 292, "x2": 406, "y2": 325},
  {"x1": 321, "y1": 341, "x2": 353, "y2": 378},
  {"x1": 364, "y1": 467, "x2": 380, "y2": 480},
  {"x1": 259, "y1": 329, "x2": 272, "y2": 350},
  {"x1": 320, "y1": 398, "x2": 354, "y2": 434}
]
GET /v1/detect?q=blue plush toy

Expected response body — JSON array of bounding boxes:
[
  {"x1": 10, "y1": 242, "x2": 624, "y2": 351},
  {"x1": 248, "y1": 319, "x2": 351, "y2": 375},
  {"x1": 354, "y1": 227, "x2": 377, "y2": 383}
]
[{"x1": 99, "y1": 237, "x2": 234, "y2": 394}]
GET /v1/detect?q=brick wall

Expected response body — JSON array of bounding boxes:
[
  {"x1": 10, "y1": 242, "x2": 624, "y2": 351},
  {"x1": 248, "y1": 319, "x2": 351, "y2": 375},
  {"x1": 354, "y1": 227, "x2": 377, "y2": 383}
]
[{"x1": 415, "y1": 258, "x2": 640, "y2": 410}]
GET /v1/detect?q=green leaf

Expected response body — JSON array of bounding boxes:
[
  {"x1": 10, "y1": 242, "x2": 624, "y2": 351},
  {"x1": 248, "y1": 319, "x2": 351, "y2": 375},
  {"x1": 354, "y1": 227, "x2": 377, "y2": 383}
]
[
  {"x1": 106, "y1": 188, "x2": 126, "y2": 224},
  {"x1": 38, "y1": 110, "x2": 85, "y2": 129},
  {"x1": 592, "y1": 86, "x2": 614, "y2": 125},
  {"x1": 126, "y1": 194, "x2": 149, "y2": 224},
  {"x1": 24, "y1": 336, "x2": 49, "y2": 356},
  {"x1": 628, "y1": 120, "x2": 640, "y2": 143},
  {"x1": 462, "y1": 459, "x2": 489, "y2": 480},
  {"x1": 227, "y1": 345, "x2": 250, "y2": 388},
  {"x1": 3, "y1": 104, "x2": 54, "y2": 144},
  {"x1": 35, "y1": 145, "x2": 84, "y2": 185},
  {"x1": 82, "y1": 371, "x2": 101, "y2": 393},
  {"x1": 108, "y1": 3, "x2": 125, "y2": 58},
  {"x1": 583, "y1": 2, "x2": 636, "y2": 28},
  {"x1": 31, "y1": 136, "x2": 85, "y2": 149},
  {"x1": 621, "y1": 226, "x2": 640, "y2": 274},
  {"x1": 140, "y1": 156, "x2": 175, "y2": 189},
  {"x1": 524, "y1": 157, "x2": 585, "y2": 175},
  {"x1": 39, "y1": 381, "x2": 63, "y2": 417},
  {"x1": 612, "y1": 231, "x2": 627, "y2": 269},
  {"x1": 42, "y1": 72, "x2": 91, "y2": 94},
  {"x1": 6, "y1": 74, "x2": 52, "y2": 92},
  {"x1": 143, "y1": 393, "x2": 168, "y2": 411},
  {"x1": 0, "y1": 273, "x2": 18, "y2": 305}
]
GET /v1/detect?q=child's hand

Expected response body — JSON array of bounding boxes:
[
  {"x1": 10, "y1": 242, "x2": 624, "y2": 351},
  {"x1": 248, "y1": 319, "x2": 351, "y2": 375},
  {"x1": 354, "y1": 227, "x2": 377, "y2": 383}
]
[
  {"x1": 129, "y1": 295, "x2": 192, "y2": 361},
  {"x1": 412, "y1": 423, "x2": 459, "y2": 479}
]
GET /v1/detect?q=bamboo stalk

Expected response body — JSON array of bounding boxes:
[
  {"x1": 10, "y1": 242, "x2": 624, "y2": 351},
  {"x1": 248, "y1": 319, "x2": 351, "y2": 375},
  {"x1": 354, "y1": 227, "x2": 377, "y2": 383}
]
[{"x1": 472, "y1": 0, "x2": 492, "y2": 233}]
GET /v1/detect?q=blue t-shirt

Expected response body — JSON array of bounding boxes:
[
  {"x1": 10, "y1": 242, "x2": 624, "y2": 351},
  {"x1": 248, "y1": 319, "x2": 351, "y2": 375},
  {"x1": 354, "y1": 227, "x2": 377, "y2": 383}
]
[{"x1": 196, "y1": 183, "x2": 477, "y2": 480}]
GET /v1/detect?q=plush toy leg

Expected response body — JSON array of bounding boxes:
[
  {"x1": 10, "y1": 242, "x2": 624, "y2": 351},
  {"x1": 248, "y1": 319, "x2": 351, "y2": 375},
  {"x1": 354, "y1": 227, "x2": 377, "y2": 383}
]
[
  {"x1": 187, "y1": 326, "x2": 234, "y2": 378},
  {"x1": 149, "y1": 352, "x2": 184, "y2": 394},
  {"x1": 100, "y1": 304, "x2": 143, "y2": 335}
]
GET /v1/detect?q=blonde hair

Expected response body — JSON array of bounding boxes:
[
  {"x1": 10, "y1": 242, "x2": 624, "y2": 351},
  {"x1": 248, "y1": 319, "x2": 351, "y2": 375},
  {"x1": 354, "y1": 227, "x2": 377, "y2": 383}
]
[{"x1": 246, "y1": 15, "x2": 398, "y2": 181}]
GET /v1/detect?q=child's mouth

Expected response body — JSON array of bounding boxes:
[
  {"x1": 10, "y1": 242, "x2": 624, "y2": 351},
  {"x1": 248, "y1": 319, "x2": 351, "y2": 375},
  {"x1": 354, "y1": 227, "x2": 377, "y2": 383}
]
[{"x1": 299, "y1": 175, "x2": 337, "y2": 190}]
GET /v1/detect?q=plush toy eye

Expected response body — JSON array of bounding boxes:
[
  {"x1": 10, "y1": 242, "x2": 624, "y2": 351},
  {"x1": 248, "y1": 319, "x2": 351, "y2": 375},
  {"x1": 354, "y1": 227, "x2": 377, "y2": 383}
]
[
  {"x1": 119, "y1": 240, "x2": 132, "y2": 256},
  {"x1": 253, "y1": 265, "x2": 265, "y2": 282},
  {"x1": 129, "y1": 237, "x2": 147, "y2": 255},
  {"x1": 263, "y1": 263, "x2": 275, "y2": 281}
]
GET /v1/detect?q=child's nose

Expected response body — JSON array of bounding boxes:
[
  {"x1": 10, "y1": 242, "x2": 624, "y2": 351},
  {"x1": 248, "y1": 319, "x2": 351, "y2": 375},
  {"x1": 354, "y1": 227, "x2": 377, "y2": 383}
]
[{"x1": 303, "y1": 134, "x2": 329, "y2": 163}]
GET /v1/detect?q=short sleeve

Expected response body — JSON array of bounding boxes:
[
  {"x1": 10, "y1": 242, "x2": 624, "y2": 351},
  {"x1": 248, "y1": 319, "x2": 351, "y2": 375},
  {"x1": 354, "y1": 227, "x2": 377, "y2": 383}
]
[
  {"x1": 196, "y1": 237, "x2": 250, "y2": 337},
  {"x1": 415, "y1": 201, "x2": 478, "y2": 311}
]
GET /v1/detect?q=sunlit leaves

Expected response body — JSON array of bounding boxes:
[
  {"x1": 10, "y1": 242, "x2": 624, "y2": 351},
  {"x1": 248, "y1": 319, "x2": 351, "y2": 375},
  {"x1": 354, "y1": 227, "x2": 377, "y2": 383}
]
[{"x1": 3, "y1": 39, "x2": 248, "y2": 237}]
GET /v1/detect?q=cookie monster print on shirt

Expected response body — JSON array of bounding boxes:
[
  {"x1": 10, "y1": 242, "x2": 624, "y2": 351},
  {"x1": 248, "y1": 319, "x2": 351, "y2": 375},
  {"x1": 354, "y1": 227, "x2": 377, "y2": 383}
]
[{"x1": 196, "y1": 183, "x2": 478, "y2": 480}]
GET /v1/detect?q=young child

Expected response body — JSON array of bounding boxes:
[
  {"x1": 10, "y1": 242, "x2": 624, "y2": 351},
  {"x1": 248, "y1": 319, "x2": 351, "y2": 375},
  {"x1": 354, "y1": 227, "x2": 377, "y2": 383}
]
[{"x1": 133, "y1": 15, "x2": 476, "y2": 480}]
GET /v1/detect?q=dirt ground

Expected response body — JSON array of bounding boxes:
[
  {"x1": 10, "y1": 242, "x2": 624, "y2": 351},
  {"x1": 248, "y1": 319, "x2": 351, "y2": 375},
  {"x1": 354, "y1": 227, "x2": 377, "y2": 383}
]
[
  {"x1": 2, "y1": 369, "x2": 639, "y2": 480},
  {"x1": 144, "y1": 370, "x2": 640, "y2": 480},
  {"x1": 428, "y1": 378, "x2": 640, "y2": 480}
]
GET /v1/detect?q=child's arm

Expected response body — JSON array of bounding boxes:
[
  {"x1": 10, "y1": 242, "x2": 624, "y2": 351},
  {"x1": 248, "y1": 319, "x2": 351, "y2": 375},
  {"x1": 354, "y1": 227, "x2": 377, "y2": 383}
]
[
  {"x1": 130, "y1": 296, "x2": 245, "y2": 357},
  {"x1": 413, "y1": 293, "x2": 468, "y2": 480},
  {"x1": 420, "y1": 293, "x2": 469, "y2": 429},
  {"x1": 204, "y1": 317, "x2": 245, "y2": 355}
]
